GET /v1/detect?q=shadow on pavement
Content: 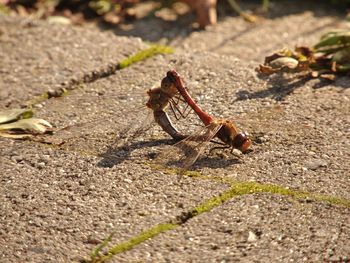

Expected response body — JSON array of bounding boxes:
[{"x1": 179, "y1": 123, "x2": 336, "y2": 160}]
[
  {"x1": 236, "y1": 75, "x2": 349, "y2": 102},
  {"x1": 97, "y1": 137, "x2": 243, "y2": 169},
  {"x1": 97, "y1": 138, "x2": 173, "y2": 168},
  {"x1": 95, "y1": 0, "x2": 345, "y2": 44},
  {"x1": 98, "y1": 12, "x2": 196, "y2": 43}
]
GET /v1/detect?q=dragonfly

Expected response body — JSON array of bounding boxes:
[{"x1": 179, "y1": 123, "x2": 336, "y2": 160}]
[
  {"x1": 54, "y1": 71, "x2": 195, "y2": 162},
  {"x1": 156, "y1": 70, "x2": 252, "y2": 168},
  {"x1": 144, "y1": 73, "x2": 191, "y2": 141}
]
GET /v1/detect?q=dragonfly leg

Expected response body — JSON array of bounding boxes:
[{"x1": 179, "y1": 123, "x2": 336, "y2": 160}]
[
  {"x1": 170, "y1": 96, "x2": 191, "y2": 120},
  {"x1": 169, "y1": 101, "x2": 180, "y2": 120}
]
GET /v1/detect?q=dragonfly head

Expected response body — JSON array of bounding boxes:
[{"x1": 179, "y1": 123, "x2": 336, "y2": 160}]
[
  {"x1": 166, "y1": 70, "x2": 184, "y2": 89},
  {"x1": 233, "y1": 131, "x2": 251, "y2": 152},
  {"x1": 161, "y1": 74, "x2": 178, "y2": 96}
]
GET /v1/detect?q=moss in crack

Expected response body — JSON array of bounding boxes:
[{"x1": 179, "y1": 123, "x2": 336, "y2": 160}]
[
  {"x1": 83, "y1": 223, "x2": 177, "y2": 263},
  {"x1": 191, "y1": 188, "x2": 239, "y2": 217},
  {"x1": 312, "y1": 193, "x2": 350, "y2": 207},
  {"x1": 82, "y1": 177, "x2": 350, "y2": 263},
  {"x1": 26, "y1": 92, "x2": 49, "y2": 108},
  {"x1": 25, "y1": 44, "x2": 173, "y2": 107},
  {"x1": 151, "y1": 165, "x2": 350, "y2": 208},
  {"x1": 186, "y1": 181, "x2": 350, "y2": 221},
  {"x1": 117, "y1": 45, "x2": 174, "y2": 69},
  {"x1": 229, "y1": 182, "x2": 350, "y2": 208}
]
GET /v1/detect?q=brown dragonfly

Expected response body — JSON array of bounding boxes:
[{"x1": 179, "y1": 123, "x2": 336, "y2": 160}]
[{"x1": 54, "y1": 72, "x2": 194, "y2": 157}]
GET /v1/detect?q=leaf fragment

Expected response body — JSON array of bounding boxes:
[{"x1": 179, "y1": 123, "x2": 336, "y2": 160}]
[
  {"x1": 0, "y1": 118, "x2": 53, "y2": 135},
  {"x1": 269, "y1": 57, "x2": 299, "y2": 69},
  {"x1": 0, "y1": 108, "x2": 34, "y2": 124}
]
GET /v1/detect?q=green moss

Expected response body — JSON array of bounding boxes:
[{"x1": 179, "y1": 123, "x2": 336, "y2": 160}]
[
  {"x1": 23, "y1": 44, "x2": 173, "y2": 107},
  {"x1": 90, "y1": 231, "x2": 116, "y2": 262},
  {"x1": 191, "y1": 188, "x2": 240, "y2": 216},
  {"x1": 25, "y1": 92, "x2": 49, "y2": 108},
  {"x1": 312, "y1": 194, "x2": 350, "y2": 207},
  {"x1": 82, "y1": 176, "x2": 349, "y2": 263},
  {"x1": 117, "y1": 45, "x2": 174, "y2": 69},
  {"x1": 228, "y1": 182, "x2": 350, "y2": 208},
  {"x1": 183, "y1": 170, "x2": 202, "y2": 178},
  {"x1": 88, "y1": 223, "x2": 177, "y2": 263},
  {"x1": 155, "y1": 165, "x2": 350, "y2": 208},
  {"x1": 190, "y1": 181, "x2": 350, "y2": 218}
]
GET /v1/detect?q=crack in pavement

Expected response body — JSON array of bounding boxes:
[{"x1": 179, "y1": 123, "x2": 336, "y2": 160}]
[
  {"x1": 25, "y1": 45, "x2": 174, "y2": 107},
  {"x1": 79, "y1": 168, "x2": 350, "y2": 263}
]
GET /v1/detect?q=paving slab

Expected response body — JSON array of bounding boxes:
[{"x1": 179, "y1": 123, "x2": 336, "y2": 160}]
[
  {"x1": 0, "y1": 141, "x2": 228, "y2": 262},
  {"x1": 42, "y1": 51, "x2": 349, "y2": 200},
  {"x1": 179, "y1": 9, "x2": 343, "y2": 62},
  {"x1": 0, "y1": 15, "x2": 146, "y2": 108},
  {"x1": 11, "y1": 51, "x2": 346, "y2": 262},
  {"x1": 117, "y1": 193, "x2": 349, "y2": 262}
]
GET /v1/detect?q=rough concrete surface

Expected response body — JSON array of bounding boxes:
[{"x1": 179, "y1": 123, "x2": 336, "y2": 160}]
[
  {"x1": 0, "y1": 1, "x2": 349, "y2": 262},
  {"x1": 0, "y1": 16, "x2": 146, "y2": 108}
]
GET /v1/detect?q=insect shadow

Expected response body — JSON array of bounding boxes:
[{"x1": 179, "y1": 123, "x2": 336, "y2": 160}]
[
  {"x1": 97, "y1": 137, "x2": 243, "y2": 169},
  {"x1": 96, "y1": 138, "x2": 174, "y2": 168}
]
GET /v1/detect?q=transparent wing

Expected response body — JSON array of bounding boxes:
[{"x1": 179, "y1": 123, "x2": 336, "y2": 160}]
[
  {"x1": 52, "y1": 91, "x2": 150, "y2": 142},
  {"x1": 94, "y1": 110, "x2": 156, "y2": 167},
  {"x1": 116, "y1": 109, "x2": 154, "y2": 146},
  {"x1": 154, "y1": 122, "x2": 223, "y2": 169},
  {"x1": 45, "y1": 88, "x2": 160, "y2": 160}
]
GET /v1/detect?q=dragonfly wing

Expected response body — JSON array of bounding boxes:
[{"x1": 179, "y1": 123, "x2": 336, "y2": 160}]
[
  {"x1": 97, "y1": 109, "x2": 155, "y2": 165},
  {"x1": 54, "y1": 92, "x2": 148, "y2": 141},
  {"x1": 117, "y1": 109, "x2": 154, "y2": 144},
  {"x1": 155, "y1": 122, "x2": 222, "y2": 169}
]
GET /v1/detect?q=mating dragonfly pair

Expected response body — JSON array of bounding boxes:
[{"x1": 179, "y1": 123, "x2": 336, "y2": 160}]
[
  {"x1": 142, "y1": 70, "x2": 251, "y2": 168},
  {"x1": 60, "y1": 70, "x2": 251, "y2": 168}
]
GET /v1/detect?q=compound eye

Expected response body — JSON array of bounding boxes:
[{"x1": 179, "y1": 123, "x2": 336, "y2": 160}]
[
  {"x1": 233, "y1": 132, "x2": 251, "y2": 152},
  {"x1": 161, "y1": 76, "x2": 172, "y2": 89},
  {"x1": 166, "y1": 70, "x2": 177, "y2": 81}
]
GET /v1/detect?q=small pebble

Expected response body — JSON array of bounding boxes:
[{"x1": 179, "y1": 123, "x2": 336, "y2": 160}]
[
  {"x1": 36, "y1": 162, "x2": 46, "y2": 169},
  {"x1": 12, "y1": 155, "x2": 24, "y2": 163},
  {"x1": 247, "y1": 231, "x2": 257, "y2": 242}
]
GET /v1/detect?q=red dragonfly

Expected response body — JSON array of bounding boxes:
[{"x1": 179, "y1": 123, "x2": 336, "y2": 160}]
[{"x1": 156, "y1": 70, "x2": 252, "y2": 168}]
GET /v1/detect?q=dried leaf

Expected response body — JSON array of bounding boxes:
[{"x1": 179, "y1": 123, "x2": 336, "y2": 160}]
[
  {"x1": 319, "y1": 74, "x2": 335, "y2": 81},
  {"x1": 47, "y1": 16, "x2": 72, "y2": 25},
  {"x1": 269, "y1": 57, "x2": 299, "y2": 69},
  {"x1": 310, "y1": 71, "x2": 319, "y2": 78},
  {"x1": 295, "y1": 46, "x2": 314, "y2": 60},
  {"x1": 256, "y1": 64, "x2": 276, "y2": 75},
  {"x1": 0, "y1": 118, "x2": 53, "y2": 134},
  {"x1": 0, "y1": 133, "x2": 33, "y2": 139},
  {"x1": 0, "y1": 108, "x2": 33, "y2": 124}
]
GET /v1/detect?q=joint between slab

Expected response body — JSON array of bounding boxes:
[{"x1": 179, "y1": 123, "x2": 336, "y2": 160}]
[{"x1": 26, "y1": 44, "x2": 174, "y2": 107}]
